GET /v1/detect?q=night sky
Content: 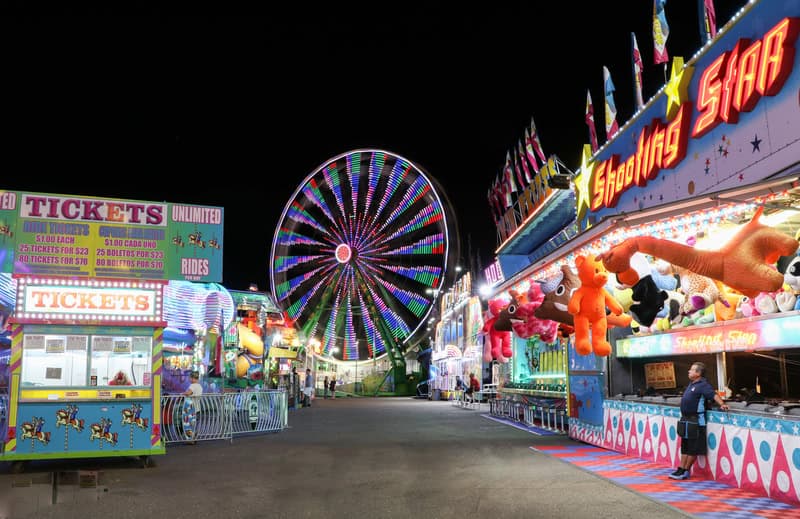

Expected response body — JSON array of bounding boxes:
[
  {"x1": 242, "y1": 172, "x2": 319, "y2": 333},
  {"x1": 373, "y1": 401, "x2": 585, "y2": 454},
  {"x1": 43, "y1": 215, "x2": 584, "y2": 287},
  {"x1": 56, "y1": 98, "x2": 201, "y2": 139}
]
[{"x1": 2, "y1": 3, "x2": 747, "y2": 291}]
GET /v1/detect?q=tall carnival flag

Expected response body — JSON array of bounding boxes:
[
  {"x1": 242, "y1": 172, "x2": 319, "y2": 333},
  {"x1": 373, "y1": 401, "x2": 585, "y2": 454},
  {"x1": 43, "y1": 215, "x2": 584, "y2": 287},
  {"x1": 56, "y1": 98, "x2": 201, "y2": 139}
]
[
  {"x1": 528, "y1": 117, "x2": 547, "y2": 166},
  {"x1": 585, "y1": 90, "x2": 599, "y2": 153},
  {"x1": 492, "y1": 175, "x2": 505, "y2": 215},
  {"x1": 699, "y1": 0, "x2": 717, "y2": 44},
  {"x1": 603, "y1": 66, "x2": 619, "y2": 141},
  {"x1": 653, "y1": 0, "x2": 670, "y2": 65},
  {"x1": 631, "y1": 32, "x2": 645, "y2": 110},
  {"x1": 512, "y1": 151, "x2": 526, "y2": 191},
  {"x1": 524, "y1": 127, "x2": 541, "y2": 174},
  {"x1": 517, "y1": 140, "x2": 533, "y2": 185},
  {"x1": 503, "y1": 151, "x2": 516, "y2": 208}
]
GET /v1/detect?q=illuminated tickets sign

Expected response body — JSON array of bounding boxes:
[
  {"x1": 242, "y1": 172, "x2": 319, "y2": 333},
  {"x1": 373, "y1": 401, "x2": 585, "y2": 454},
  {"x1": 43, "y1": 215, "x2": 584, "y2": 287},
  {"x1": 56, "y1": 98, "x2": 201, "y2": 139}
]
[
  {"x1": 0, "y1": 191, "x2": 224, "y2": 282},
  {"x1": 12, "y1": 276, "x2": 165, "y2": 325},
  {"x1": 616, "y1": 312, "x2": 800, "y2": 357}
]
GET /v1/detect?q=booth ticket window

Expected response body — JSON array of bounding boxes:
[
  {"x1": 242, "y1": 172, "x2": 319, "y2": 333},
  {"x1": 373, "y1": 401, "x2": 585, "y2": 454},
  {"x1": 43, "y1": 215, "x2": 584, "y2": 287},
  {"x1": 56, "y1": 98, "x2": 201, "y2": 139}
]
[
  {"x1": 21, "y1": 334, "x2": 88, "y2": 387},
  {"x1": 20, "y1": 333, "x2": 152, "y2": 388},
  {"x1": 91, "y1": 336, "x2": 152, "y2": 387}
]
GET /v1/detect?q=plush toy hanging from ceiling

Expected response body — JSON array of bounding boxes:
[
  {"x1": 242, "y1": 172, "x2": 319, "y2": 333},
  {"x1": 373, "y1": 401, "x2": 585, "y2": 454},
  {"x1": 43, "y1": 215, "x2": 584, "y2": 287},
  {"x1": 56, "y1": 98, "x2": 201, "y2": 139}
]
[
  {"x1": 597, "y1": 207, "x2": 799, "y2": 298},
  {"x1": 535, "y1": 264, "x2": 631, "y2": 337},
  {"x1": 567, "y1": 255, "x2": 624, "y2": 356},
  {"x1": 480, "y1": 298, "x2": 512, "y2": 363},
  {"x1": 508, "y1": 284, "x2": 558, "y2": 343}
]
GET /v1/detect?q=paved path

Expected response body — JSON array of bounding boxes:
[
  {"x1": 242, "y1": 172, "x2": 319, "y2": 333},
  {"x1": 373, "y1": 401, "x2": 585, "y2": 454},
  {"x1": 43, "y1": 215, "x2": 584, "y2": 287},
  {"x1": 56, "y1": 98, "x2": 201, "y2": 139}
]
[{"x1": 1, "y1": 397, "x2": 694, "y2": 519}]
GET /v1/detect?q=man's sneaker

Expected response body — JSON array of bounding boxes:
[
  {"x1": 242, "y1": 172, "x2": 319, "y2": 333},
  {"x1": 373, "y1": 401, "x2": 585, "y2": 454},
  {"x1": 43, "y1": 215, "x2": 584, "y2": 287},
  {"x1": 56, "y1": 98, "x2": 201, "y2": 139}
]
[
  {"x1": 669, "y1": 470, "x2": 690, "y2": 480},
  {"x1": 669, "y1": 468, "x2": 684, "y2": 477}
]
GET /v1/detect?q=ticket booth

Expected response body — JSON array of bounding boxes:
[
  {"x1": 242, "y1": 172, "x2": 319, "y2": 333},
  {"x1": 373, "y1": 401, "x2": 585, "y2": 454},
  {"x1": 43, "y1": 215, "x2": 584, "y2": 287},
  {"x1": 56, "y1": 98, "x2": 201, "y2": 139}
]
[{"x1": 0, "y1": 275, "x2": 167, "y2": 470}]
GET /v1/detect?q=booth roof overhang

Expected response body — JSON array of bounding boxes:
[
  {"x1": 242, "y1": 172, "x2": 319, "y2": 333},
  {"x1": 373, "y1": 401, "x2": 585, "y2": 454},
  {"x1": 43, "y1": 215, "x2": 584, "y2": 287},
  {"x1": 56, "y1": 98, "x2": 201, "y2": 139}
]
[{"x1": 489, "y1": 171, "x2": 800, "y2": 297}]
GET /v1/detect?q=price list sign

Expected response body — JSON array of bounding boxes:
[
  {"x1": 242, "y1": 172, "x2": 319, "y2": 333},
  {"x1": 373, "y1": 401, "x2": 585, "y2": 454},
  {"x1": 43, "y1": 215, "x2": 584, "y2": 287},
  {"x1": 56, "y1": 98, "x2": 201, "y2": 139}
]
[{"x1": 0, "y1": 191, "x2": 224, "y2": 282}]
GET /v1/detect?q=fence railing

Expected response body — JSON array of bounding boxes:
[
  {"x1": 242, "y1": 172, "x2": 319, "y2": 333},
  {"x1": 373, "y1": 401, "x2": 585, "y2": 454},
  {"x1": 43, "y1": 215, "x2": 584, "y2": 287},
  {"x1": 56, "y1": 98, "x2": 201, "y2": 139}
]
[{"x1": 161, "y1": 390, "x2": 287, "y2": 444}]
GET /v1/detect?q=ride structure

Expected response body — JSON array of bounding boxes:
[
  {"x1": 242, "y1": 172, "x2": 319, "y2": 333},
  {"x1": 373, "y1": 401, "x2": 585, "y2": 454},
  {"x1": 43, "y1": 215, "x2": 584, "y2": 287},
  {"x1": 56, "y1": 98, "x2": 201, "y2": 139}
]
[{"x1": 271, "y1": 149, "x2": 459, "y2": 395}]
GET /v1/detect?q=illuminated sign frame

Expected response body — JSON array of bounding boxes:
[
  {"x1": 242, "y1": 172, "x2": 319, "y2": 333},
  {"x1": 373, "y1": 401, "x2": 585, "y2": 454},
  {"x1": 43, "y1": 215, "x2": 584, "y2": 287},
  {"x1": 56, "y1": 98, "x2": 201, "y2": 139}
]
[
  {"x1": 11, "y1": 275, "x2": 167, "y2": 326},
  {"x1": 616, "y1": 311, "x2": 800, "y2": 358}
]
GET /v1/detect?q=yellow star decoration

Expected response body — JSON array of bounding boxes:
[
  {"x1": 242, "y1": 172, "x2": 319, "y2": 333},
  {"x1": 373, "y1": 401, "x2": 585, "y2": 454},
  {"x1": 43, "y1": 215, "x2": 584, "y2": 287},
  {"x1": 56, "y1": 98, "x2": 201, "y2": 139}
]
[
  {"x1": 575, "y1": 144, "x2": 594, "y2": 227},
  {"x1": 664, "y1": 56, "x2": 694, "y2": 121}
]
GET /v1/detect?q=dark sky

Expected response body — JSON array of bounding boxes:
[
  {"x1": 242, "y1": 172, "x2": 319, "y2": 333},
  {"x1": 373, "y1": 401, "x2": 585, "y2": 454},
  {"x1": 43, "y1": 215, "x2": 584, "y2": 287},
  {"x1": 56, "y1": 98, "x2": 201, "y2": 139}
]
[{"x1": 1, "y1": 3, "x2": 746, "y2": 291}]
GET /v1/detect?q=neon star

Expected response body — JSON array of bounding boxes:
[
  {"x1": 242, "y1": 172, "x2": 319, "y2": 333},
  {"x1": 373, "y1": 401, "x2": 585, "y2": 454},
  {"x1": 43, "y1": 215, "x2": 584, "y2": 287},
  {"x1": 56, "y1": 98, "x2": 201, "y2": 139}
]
[
  {"x1": 664, "y1": 56, "x2": 694, "y2": 121},
  {"x1": 575, "y1": 144, "x2": 594, "y2": 225}
]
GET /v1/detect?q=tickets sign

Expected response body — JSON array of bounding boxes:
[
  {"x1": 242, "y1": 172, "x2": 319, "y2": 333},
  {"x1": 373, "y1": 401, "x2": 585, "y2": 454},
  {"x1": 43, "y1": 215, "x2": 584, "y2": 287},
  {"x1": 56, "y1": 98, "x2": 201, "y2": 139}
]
[{"x1": 0, "y1": 191, "x2": 223, "y2": 282}]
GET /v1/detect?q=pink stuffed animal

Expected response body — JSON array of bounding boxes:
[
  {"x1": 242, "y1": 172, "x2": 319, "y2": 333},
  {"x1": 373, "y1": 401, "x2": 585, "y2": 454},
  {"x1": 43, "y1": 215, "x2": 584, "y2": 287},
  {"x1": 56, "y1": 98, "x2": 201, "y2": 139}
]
[
  {"x1": 510, "y1": 284, "x2": 558, "y2": 343},
  {"x1": 481, "y1": 298, "x2": 512, "y2": 363}
]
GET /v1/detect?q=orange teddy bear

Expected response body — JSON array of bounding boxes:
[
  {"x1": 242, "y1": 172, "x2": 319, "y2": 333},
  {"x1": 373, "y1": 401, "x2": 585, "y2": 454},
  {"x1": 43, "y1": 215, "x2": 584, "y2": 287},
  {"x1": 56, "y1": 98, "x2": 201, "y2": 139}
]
[{"x1": 568, "y1": 255, "x2": 623, "y2": 357}]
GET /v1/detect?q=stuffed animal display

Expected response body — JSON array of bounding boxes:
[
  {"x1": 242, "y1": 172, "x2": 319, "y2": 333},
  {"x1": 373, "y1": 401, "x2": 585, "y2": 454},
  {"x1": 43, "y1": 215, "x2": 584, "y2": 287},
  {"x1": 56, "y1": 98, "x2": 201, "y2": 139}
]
[
  {"x1": 597, "y1": 206, "x2": 799, "y2": 298},
  {"x1": 567, "y1": 255, "x2": 623, "y2": 356}
]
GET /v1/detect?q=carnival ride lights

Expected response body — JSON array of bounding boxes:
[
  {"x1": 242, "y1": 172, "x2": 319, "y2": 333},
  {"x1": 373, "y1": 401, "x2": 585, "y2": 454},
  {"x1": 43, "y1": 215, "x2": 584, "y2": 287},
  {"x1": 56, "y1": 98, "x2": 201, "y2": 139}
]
[{"x1": 271, "y1": 149, "x2": 450, "y2": 362}]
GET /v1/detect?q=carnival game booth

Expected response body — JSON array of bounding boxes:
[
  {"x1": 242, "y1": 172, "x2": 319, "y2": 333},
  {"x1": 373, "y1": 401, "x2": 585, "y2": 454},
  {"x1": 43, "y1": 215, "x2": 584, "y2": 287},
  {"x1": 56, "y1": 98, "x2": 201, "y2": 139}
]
[
  {"x1": 0, "y1": 275, "x2": 167, "y2": 468},
  {"x1": 508, "y1": 1, "x2": 800, "y2": 505},
  {"x1": 483, "y1": 177, "x2": 579, "y2": 430}
]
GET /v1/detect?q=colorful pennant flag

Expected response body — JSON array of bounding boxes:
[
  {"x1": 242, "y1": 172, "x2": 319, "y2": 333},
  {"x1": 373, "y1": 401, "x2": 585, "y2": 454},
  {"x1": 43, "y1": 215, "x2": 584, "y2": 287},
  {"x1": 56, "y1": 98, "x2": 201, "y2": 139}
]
[
  {"x1": 492, "y1": 175, "x2": 505, "y2": 216},
  {"x1": 631, "y1": 32, "x2": 645, "y2": 110},
  {"x1": 513, "y1": 152, "x2": 526, "y2": 191},
  {"x1": 699, "y1": 0, "x2": 717, "y2": 44},
  {"x1": 528, "y1": 117, "x2": 547, "y2": 165},
  {"x1": 503, "y1": 151, "x2": 516, "y2": 208},
  {"x1": 603, "y1": 66, "x2": 619, "y2": 141},
  {"x1": 653, "y1": 0, "x2": 670, "y2": 65},
  {"x1": 517, "y1": 140, "x2": 533, "y2": 185},
  {"x1": 524, "y1": 127, "x2": 541, "y2": 174},
  {"x1": 585, "y1": 90, "x2": 599, "y2": 153}
]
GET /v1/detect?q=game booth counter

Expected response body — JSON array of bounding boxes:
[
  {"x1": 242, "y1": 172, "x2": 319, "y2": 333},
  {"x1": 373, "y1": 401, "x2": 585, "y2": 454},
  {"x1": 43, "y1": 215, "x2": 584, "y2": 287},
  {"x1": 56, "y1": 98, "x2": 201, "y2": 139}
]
[
  {"x1": 487, "y1": 2, "x2": 800, "y2": 505},
  {"x1": 0, "y1": 190, "x2": 224, "y2": 471}
]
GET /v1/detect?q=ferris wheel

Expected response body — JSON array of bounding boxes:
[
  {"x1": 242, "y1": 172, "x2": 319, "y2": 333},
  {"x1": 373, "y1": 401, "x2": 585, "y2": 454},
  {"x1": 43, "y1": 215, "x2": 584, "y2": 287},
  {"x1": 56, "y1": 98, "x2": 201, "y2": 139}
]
[{"x1": 270, "y1": 149, "x2": 452, "y2": 362}]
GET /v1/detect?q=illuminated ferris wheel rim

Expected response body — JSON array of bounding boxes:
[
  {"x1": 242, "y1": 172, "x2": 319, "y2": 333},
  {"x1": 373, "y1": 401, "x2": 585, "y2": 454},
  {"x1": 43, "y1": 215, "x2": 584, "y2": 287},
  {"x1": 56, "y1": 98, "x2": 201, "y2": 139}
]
[{"x1": 269, "y1": 148, "x2": 451, "y2": 362}]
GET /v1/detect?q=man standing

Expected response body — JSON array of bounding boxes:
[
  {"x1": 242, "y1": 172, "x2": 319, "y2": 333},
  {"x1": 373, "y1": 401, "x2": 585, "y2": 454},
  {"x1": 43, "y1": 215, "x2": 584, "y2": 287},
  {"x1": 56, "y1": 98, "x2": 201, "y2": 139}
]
[
  {"x1": 303, "y1": 368, "x2": 315, "y2": 408},
  {"x1": 669, "y1": 362, "x2": 729, "y2": 480}
]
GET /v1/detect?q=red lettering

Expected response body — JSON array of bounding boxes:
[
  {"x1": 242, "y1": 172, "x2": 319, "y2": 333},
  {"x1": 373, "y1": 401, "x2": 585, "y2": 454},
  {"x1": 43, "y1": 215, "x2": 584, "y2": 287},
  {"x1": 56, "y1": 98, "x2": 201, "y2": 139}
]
[
  {"x1": 662, "y1": 103, "x2": 691, "y2": 169},
  {"x1": 720, "y1": 39, "x2": 749, "y2": 124},
  {"x1": 758, "y1": 17, "x2": 800, "y2": 96},
  {"x1": 146, "y1": 205, "x2": 163, "y2": 225},
  {"x1": 24, "y1": 196, "x2": 46, "y2": 217},
  {"x1": 693, "y1": 52, "x2": 726, "y2": 138},
  {"x1": 736, "y1": 39, "x2": 761, "y2": 113},
  {"x1": 62, "y1": 199, "x2": 81, "y2": 219},
  {"x1": 591, "y1": 161, "x2": 607, "y2": 211}
]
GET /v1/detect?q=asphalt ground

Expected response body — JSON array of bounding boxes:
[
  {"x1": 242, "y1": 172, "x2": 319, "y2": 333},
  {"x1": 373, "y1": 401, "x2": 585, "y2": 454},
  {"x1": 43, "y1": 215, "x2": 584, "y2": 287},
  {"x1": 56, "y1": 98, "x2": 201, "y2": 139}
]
[{"x1": 0, "y1": 397, "x2": 694, "y2": 519}]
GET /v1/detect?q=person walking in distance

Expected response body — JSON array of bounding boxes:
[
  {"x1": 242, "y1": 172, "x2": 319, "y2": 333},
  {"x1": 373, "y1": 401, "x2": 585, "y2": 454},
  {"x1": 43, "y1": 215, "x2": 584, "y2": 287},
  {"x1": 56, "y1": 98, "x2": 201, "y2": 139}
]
[
  {"x1": 329, "y1": 376, "x2": 337, "y2": 399},
  {"x1": 669, "y1": 362, "x2": 729, "y2": 480},
  {"x1": 303, "y1": 368, "x2": 314, "y2": 408},
  {"x1": 323, "y1": 375, "x2": 329, "y2": 399},
  {"x1": 466, "y1": 372, "x2": 480, "y2": 405}
]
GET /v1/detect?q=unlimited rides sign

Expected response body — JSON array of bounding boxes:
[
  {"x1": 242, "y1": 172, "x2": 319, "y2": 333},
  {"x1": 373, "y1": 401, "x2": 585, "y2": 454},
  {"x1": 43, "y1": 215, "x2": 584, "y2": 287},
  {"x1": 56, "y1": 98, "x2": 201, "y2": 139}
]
[{"x1": 0, "y1": 191, "x2": 224, "y2": 283}]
